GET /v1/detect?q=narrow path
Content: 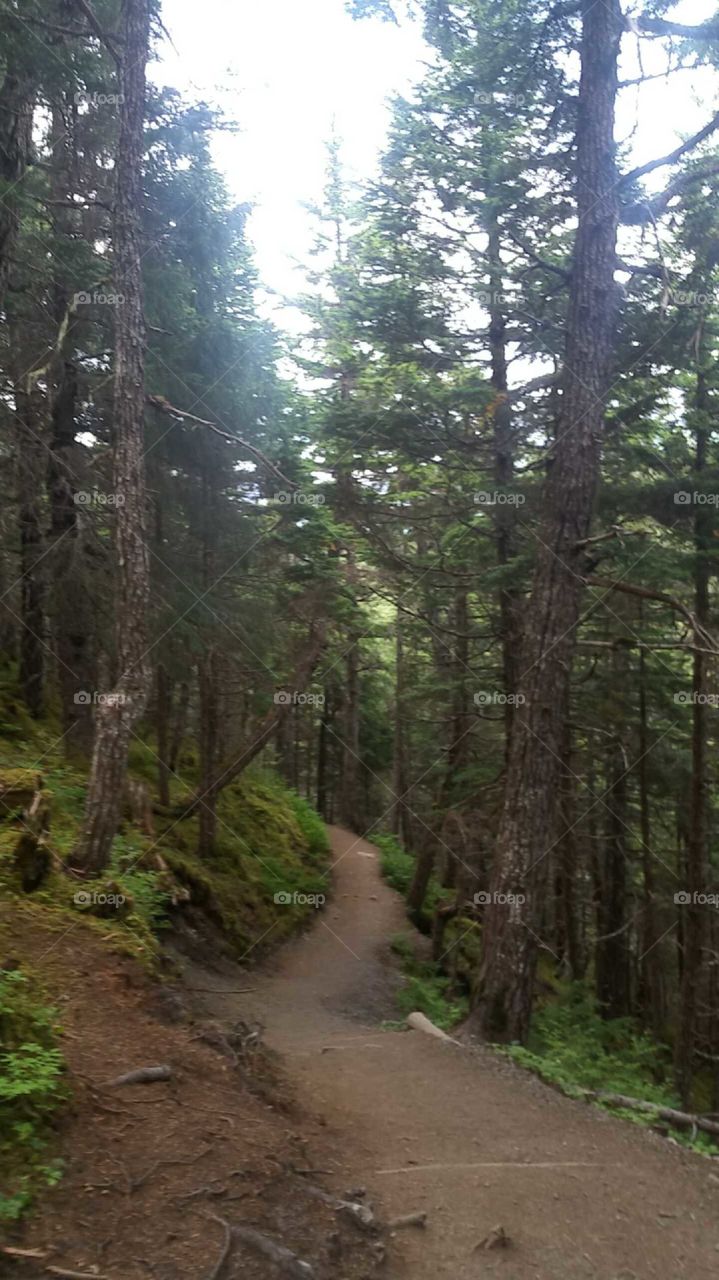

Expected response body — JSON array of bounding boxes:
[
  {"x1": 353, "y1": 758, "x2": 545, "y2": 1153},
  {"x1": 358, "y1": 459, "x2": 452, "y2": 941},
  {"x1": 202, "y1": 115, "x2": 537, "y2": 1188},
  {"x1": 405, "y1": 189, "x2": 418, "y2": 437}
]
[{"x1": 192, "y1": 827, "x2": 719, "y2": 1279}]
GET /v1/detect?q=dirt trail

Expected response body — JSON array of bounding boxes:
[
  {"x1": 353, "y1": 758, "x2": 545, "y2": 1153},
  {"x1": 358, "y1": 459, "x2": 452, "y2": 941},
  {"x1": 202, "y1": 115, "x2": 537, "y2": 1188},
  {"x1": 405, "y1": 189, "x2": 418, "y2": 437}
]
[{"x1": 189, "y1": 827, "x2": 719, "y2": 1280}]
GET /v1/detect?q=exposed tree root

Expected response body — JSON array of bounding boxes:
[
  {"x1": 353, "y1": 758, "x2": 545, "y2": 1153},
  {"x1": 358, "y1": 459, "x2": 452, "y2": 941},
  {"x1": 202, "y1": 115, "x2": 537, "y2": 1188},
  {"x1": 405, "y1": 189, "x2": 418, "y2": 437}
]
[
  {"x1": 203, "y1": 1213, "x2": 315, "y2": 1279},
  {"x1": 103, "y1": 1065, "x2": 172, "y2": 1087}
]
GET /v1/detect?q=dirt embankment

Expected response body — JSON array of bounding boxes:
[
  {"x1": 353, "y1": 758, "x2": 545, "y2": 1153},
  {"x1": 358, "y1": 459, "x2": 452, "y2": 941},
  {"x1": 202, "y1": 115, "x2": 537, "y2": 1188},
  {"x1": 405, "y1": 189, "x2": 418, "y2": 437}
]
[
  {"x1": 0, "y1": 912, "x2": 384, "y2": 1280},
  {"x1": 6, "y1": 825, "x2": 719, "y2": 1280}
]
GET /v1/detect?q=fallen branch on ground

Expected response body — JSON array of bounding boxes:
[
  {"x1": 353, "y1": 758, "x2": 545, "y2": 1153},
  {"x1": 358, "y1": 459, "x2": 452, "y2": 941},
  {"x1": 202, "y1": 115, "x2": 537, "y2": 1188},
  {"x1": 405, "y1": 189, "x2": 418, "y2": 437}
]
[
  {"x1": 584, "y1": 1090, "x2": 719, "y2": 1136},
  {"x1": 298, "y1": 1181, "x2": 378, "y2": 1233},
  {"x1": 0, "y1": 1248, "x2": 113, "y2": 1278},
  {"x1": 387, "y1": 1211, "x2": 427, "y2": 1229},
  {"x1": 103, "y1": 1064, "x2": 172, "y2": 1087},
  {"x1": 1, "y1": 1247, "x2": 46, "y2": 1259},
  {"x1": 48, "y1": 1268, "x2": 112, "y2": 1279}
]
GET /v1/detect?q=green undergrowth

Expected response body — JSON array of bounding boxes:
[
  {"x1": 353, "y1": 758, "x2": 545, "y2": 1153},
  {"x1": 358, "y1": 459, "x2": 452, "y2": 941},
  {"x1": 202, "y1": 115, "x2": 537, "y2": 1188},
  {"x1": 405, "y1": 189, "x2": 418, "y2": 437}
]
[
  {"x1": 389, "y1": 934, "x2": 468, "y2": 1030},
  {"x1": 379, "y1": 832, "x2": 474, "y2": 1025},
  {"x1": 374, "y1": 831, "x2": 451, "y2": 929},
  {"x1": 0, "y1": 967, "x2": 66, "y2": 1222},
  {"x1": 506, "y1": 986, "x2": 716, "y2": 1155}
]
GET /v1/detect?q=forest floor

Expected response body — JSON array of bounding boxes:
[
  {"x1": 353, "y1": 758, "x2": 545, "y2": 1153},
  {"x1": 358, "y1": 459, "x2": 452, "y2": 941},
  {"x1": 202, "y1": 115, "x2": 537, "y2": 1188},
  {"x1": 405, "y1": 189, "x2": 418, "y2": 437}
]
[
  {"x1": 182, "y1": 826, "x2": 719, "y2": 1280},
  {"x1": 6, "y1": 825, "x2": 719, "y2": 1279}
]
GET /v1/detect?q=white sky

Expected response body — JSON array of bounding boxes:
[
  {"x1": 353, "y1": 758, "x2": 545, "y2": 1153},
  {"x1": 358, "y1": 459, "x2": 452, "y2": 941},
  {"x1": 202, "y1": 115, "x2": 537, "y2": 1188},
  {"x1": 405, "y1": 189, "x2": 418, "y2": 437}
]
[{"x1": 152, "y1": 0, "x2": 719, "y2": 328}]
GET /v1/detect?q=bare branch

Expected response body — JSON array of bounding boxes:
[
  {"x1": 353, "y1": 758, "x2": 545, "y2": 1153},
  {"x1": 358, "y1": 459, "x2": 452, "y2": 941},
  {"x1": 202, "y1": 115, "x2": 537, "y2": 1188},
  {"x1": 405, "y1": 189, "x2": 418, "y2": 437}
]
[
  {"x1": 620, "y1": 110, "x2": 719, "y2": 187},
  {"x1": 145, "y1": 395, "x2": 298, "y2": 489}
]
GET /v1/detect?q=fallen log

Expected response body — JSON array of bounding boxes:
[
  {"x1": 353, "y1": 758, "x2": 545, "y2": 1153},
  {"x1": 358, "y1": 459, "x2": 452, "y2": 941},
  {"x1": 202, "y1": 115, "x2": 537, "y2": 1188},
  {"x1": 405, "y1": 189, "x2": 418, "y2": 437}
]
[
  {"x1": 104, "y1": 1064, "x2": 172, "y2": 1087},
  {"x1": 406, "y1": 1011, "x2": 460, "y2": 1045},
  {"x1": 585, "y1": 1090, "x2": 719, "y2": 1137}
]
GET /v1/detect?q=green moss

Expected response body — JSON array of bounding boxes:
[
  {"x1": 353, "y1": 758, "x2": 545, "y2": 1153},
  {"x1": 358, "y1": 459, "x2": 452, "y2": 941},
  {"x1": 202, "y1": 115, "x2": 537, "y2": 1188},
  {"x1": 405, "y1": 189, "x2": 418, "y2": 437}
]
[
  {"x1": 164, "y1": 774, "x2": 330, "y2": 958},
  {"x1": 0, "y1": 693, "x2": 333, "y2": 1224}
]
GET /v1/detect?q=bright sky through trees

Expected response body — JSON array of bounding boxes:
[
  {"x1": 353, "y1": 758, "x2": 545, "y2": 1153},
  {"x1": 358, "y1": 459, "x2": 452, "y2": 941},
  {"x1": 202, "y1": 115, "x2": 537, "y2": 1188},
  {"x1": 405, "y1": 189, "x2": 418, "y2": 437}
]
[{"x1": 154, "y1": 0, "x2": 717, "y2": 326}]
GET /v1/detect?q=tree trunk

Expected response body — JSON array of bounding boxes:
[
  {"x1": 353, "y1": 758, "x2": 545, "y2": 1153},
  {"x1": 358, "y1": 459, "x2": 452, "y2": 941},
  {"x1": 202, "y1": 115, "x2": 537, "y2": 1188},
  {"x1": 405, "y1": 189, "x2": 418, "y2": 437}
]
[
  {"x1": 340, "y1": 639, "x2": 361, "y2": 830},
  {"x1": 73, "y1": 0, "x2": 152, "y2": 873},
  {"x1": 556, "y1": 724, "x2": 584, "y2": 979},
  {"x1": 469, "y1": 0, "x2": 623, "y2": 1042},
  {"x1": 198, "y1": 649, "x2": 219, "y2": 858},
  {"x1": 169, "y1": 678, "x2": 190, "y2": 773},
  {"x1": 46, "y1": 105, "x2": 95, "y2": 757},
  {"x1": 0, "y1": 72, "x2": 32, "y2": 306},
  {"x1": 156, "y1": 662, "x2": 172, "y2": 807},
  {"x1": 389, "y1": 611, "x2": 413, "y2": 847},
  {"x1": 13, "y1": 373, "x2": 47, "y2": 720},
  {"x1": 676, "y1": 356, "x2": 710, "y2": 1104},
  {"x1": 596, "y1": 735, "x2": 630, "y2": 1019},
  {"x1": 637, "y1": 635, "x2": 662, "y2": 1037},
  {"x1": 487, "y1": 214, "x2": 521, "y2": 753},
  {"x1": 316, "y1": 686, "x2": 331, "y2": 818}
]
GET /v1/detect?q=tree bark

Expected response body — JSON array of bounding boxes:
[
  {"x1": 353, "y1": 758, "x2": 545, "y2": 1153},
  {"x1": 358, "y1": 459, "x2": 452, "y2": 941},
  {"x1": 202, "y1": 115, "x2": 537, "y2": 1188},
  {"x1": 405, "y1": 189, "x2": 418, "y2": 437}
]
[
  {"x1": 469, "y1": 0, "x2": 623, "y2": 1042},
  {"x1": 636, "y1": 631, "x2": 662, "y2": 1037},
  {"x1": 487, "y1": 214, "x2": 522, "y2": 753},
  {"x1": 0, "y1": 71, "x2": 32, "y2": 306},
  {"x1": 73, "y1": 0, "x2": 152, "y2": 873},
  {"x1": 316, "y1": 686, "x2": 331, "y2": 818},
  {"x1": 339, "y1": 639, "x2": 361, "y2": 830},
  {"x1": 169, "y1": 678, "x2": 190, "y2": 774},
  {"x1": 198, "y1": 649, "x2": 219, "y2": 858},
  {"x1": 46, "y1": 105, "x2": 95, "y2": 757},
  {"x1": 596, "y1": 732, "x2": 631, "y2": 1018},
  {"x1": 556, "y1": 723, "x2": 584, "y2": 979},
  {"x1": 14, "y1": 379, "x2": 47, "y2": 720},
  {"x1": 676, "y1": 354, "x2": 710, "y2": 1104}
]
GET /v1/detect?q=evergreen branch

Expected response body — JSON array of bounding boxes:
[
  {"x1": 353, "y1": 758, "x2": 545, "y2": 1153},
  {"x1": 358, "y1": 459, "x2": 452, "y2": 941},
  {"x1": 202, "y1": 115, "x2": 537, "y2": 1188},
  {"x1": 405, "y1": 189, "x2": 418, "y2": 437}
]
[
  {"x1": 633, "y1": 16, "x2": 719, "y2": 42},
  {"x1": 70, "y1": 0, "x2": 122, "y2": 62},
  {"x1": 620, "y1": 110, "x2": 719, "y2": 187},
  {"x1": 586, "y1": 577, "x2": 718, "y2": 652},
  {"x1": 145, "y1": 394, "x2": 298, "y2": 489}
]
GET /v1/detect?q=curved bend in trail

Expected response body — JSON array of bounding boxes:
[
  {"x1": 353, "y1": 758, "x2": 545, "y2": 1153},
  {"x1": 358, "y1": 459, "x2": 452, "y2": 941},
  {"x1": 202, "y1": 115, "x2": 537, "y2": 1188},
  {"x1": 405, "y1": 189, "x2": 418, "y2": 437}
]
[{"x1": 202, "y1": 827, "x2": 719, "y2": 1279}]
